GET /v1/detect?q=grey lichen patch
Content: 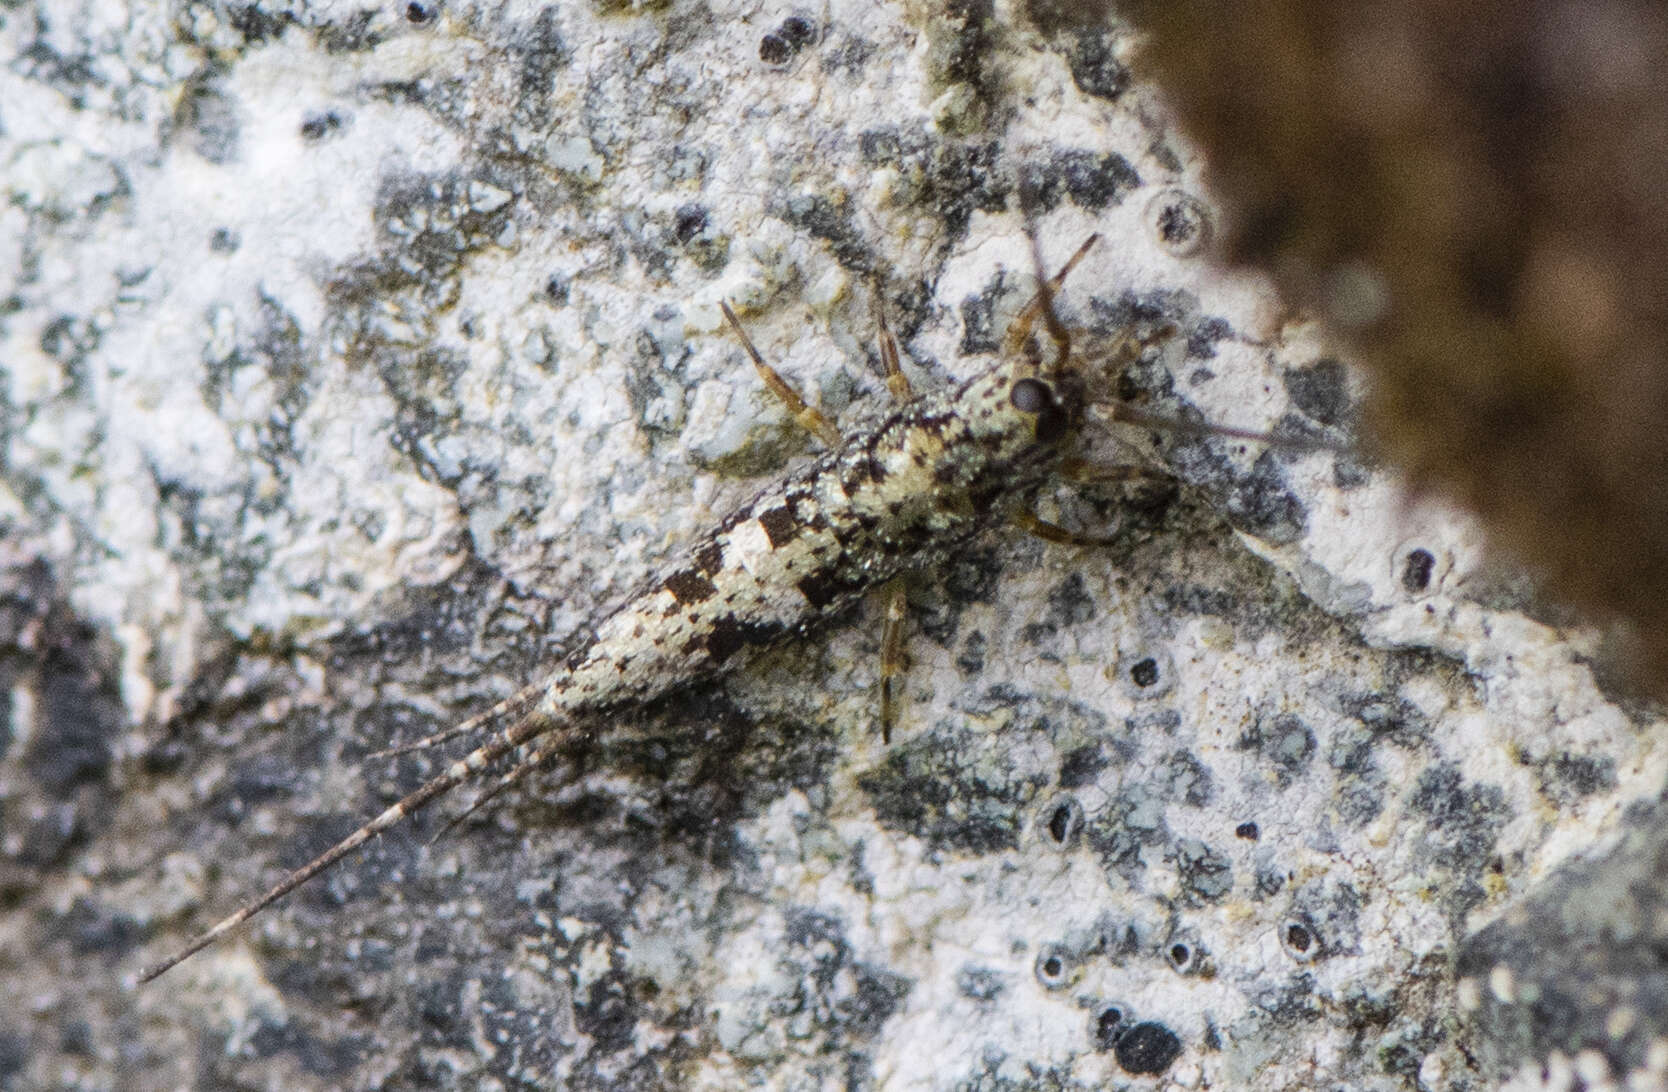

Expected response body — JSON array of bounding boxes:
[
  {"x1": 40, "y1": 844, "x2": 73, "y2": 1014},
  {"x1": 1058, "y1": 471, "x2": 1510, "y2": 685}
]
[
  {"x1": 1528, "y1": 748, "x2": 1620, "y2": 806},
  {"x1": 361, "y1": 169, "x2": 521, "y2": 306},
  {"x1": 174, "y1": 73, "x2": 242, "y2": 165},
  {"x1": 857, "y1": 721, "x2": 1043, "y2": 854},
  {"x1": 1456, "y1": 803, "x2": 1668, "y2": 1085},
  {"x1": 858, "y1": 127, "x2": 1008, "y2": 240},
  {"x1": 1408, "y1": 762, "x2": 1510, "y2": 874},
  {"x1": 1236, "y1": 712, "x2": 1317, "y2": 789},
  {"x1": 1171, "y1": 838, "x2": 1233, "y2": 903},
  {"x1": 1062, "y1": 26, "x2": 1130, "y2": 102},
  {"x1": 917, "y1": 0, "x2": 997, "y2": 133},
  {"x1": 0, "y1": 559, "x2": 124, "y2": 899},
  {"x1": 1281, "y1": 356, "x2": 1354, "y2": 429},
  {"x1": 1019, "y1": 148, "x2": 1141, "y2": 213}
]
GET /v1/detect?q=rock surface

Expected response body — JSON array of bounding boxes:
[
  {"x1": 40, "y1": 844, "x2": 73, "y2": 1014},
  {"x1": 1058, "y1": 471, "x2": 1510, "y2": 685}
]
[{"x1": 0, "y1": 0, "x2": 1662, "y2": 1089}]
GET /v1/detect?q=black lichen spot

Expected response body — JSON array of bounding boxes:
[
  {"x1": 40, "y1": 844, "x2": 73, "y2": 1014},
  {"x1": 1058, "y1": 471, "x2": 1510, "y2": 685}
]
[
  {"x1": 1400, "y1": 548, "x2": 1436, "y2": 593},
  {"x1": 1033, "y1": 149, "x2": 1142, "y2": 212},
  {"x1": 1253, "y1": 974, "x2": 1323, "y2": 1025},
  {"x1": 515, "y1": 8, "x2": 570, "y2": 98},
  {"x1": 209, "y1": 227, "x2": 240, "y2": 252},
  {"x1": 1225, "y1": 449, "x2": 1308, "y2": 544},
  {"x1": 846, "y1": 965, "x2": 911, "y2": 1039},
  {"x1": 1235, "y1": 821, "x2": 1260, "y2": 840},
  {"x1": 756, "y1": 505, "x2": 801, "y2": 548},
  {"x1": 1343, "y1": 691, "x2": 1425, "y2": 738},
  {"x1": 672, "y1": 204, "x2": 707, "y2": 244},
  {"x1": 246, "y1": 1021, "x2": 369, "y2": 1078},
  {"x1": 782, "y1": 193, "x2": 869, "y2": 271},
  {"x1": 1282, "y1": 358, "x2": 1351, "y2": 427},
  {"x1": 664, "y1": 568, "x2": 717, "y2": 605},
  {"x1": 1041, "y1": 795, "x2": 1083, "y2": 847},
  {"x1": 1059, "y1": 744, "x2": 1107, "y2": 789},
  {"x1": 856, "y1": 128, "x2": 1008, "y2": 240},
  {"x1": 299, "y1": 111, "x2": 344, "y2": 141},
  {"x1": 1045, "y1": 572, "x2": 1096, "y2": 628},
  {"x1": 1129, "y1": 657, "x2": 1159, "y2": 688},
  {"x1": 224, "y1": 3, "x2": 297, "y2": 44},
  {"x1": 759, "y1": 15, "x2": 818, "y2": 66},
  {"x1": 1034, "y1": 944, "x2": 1072, "y2": 989},
  {"x1": 62, "y1": 895, "x2": 140, "y2": 957},
  {"x1": 29, "y1": 637, "x2": 120, "y2": 797},
  {"x1": 957, "y1": 965, "x2": 1005, "y2": 1001},
  {"x1": 1256, "y1": 866, "x2": 1287, "y2": 898},
  {"x1": 416, "y1": 978, "x2": 469, "y2": 1046},
  {"x1": 858, "y1": 731, "x2": 1033, "y2": 853},
  {"x1": 1186, "y1": 315, "x2": 1232, "y2": 359},
  {"x1": 1151, "y1": 189, "x2": 1212, "y2": 255},
  {"x1": 780, "y1": 909, "x2": 911, "y2": 1041},
  {"x1": 1068, "y1": 28, "x2": 1130, "y2": 101},
  {"x1": 1333, "y1": 453, "x2": 1373, "y2": 490},
  {"x1": 1337, "y1": 779, "x2": 1385, "y2": 828},
  {"x1": 1064, "y1": 150, "x2": 1140, "y2": 209},
  {"x1": 1086, "y1": 787, "x2": 1168, "y2": 881},
  {"x1": 942, "y1": 546, "x2": 1002, "y2": 607},
  {"x1": 1280, "y1": 918, "x2": 1320, "y2": 961},
  {"x1": 1410, "y1": 762, "x2": 1509, "y2": 868},
  {"x1": 1538, "y1": 750, "x2": 1618, "y2": 803},
  {"x1": 1166, "y1": 941, "x2": 1195, "y2": 973},
  {"x1": 781, "y1": 14, "x2": 819, "y2": 47},
  {"x1": 1093, "y1": 1005, "x2": 1128, "y2": 1051},
  {"x1": 1115, "y1": 1022, "x2": 1182, "y2": 1076},
  {"x1": 924, "y1": 0, "x2": 995, "y2": 93},
  {"x1": 405, "y1": 0, "x2": 436, "y2": 23}
]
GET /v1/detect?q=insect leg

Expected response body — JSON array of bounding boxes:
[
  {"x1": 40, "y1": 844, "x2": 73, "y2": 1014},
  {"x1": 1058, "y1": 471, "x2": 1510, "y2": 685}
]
[
  {"x1": 720, "y1": 301, "x2": 841, "y2": 447},
  {"x1": 1093, "y1": 402, "x2": 1348, "y2": 453},
  {"x1": 869, "y1": 294, "x2": 918, "y2": 741},
  {"x1": 1002, "y1": 233, "x2": 1099, "y2": 374},
  {"x1": 877, "y1": 578, "x2": 909, "y2": 744},
  {"x1": 873, "y1": 295, "x2": 914, "y2": 403},
  {"x1": 1012, "y1": 509, "x2": 1127, "y2": 549},
  {"x1": 1057, "y1": 459, "x2": 1178, "y2": 487}
]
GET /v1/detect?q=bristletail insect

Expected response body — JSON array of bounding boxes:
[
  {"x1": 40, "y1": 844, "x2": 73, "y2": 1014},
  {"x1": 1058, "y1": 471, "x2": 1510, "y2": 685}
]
[{"x1": 137, "y1": 233, "x2": 1284, "y2": 983}]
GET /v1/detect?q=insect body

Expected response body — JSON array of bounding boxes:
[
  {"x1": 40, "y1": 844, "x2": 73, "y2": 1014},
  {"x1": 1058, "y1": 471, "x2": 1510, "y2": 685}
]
[{"x1": 138, "y1": 235, "x2": 1103, "y2": 982}]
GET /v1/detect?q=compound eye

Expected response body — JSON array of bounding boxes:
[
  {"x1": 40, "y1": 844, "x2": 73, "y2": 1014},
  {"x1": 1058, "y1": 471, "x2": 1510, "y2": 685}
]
[
  {"x1": 1010, "y1": 377, "x2": 1068, "y2": 443},
  {"x1": 1010, "y1": 377, "x2": 1052, "y2": 413}
]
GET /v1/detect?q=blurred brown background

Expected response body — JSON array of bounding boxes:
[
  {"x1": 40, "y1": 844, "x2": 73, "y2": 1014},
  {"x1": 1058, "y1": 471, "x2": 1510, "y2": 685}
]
[{"x1": 1115, "y1": 0, "x2": 1668, "y2": 691}]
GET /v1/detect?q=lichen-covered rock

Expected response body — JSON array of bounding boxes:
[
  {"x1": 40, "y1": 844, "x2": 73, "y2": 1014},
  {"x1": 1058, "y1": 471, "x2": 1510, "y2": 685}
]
[{"x1": 1, "y1": 1, "x2": 1662, "y2": 1089}]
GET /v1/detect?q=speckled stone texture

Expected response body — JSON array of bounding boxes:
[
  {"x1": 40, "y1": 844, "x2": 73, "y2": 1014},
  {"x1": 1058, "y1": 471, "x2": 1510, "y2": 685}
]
[{"x1": 1, "y1": 1, "x2": 1664, "y2": 1089}]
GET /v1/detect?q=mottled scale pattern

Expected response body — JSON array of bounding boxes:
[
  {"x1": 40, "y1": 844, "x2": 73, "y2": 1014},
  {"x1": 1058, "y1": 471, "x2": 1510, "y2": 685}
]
[{"x1": 537, "y1": 362, "x2": 1071, "y2": 717}]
